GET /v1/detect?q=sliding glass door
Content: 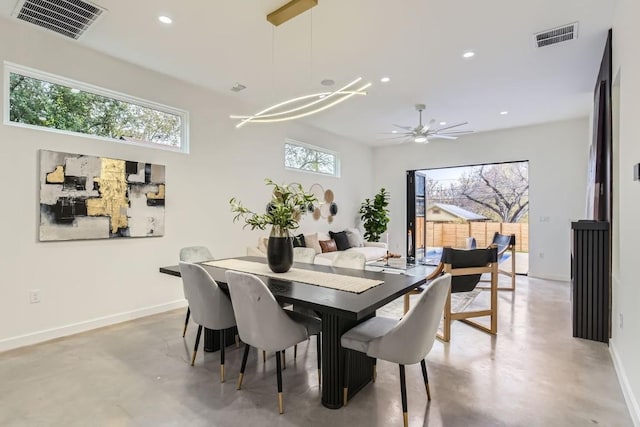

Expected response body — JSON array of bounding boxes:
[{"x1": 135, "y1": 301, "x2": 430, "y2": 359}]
[{"x1": 406, "y1": 171, "x2": 425, "y2": 264}]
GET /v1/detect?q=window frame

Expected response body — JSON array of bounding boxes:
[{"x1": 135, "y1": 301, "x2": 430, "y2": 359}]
[
  {"x1": 3, "y1": 61, "x2": 189, "y2": 153},
  {"x1": 284, "y1": 138, "x2": 340, "y2": 178}
]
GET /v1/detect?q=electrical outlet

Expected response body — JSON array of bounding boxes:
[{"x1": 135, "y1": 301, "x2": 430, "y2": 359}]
[
  {"x1": 619, "y1": 313, "x2": 624, "y2": 329},
  {"x1": 29, "y1": 289, "x2": 41, "y2": 304}
]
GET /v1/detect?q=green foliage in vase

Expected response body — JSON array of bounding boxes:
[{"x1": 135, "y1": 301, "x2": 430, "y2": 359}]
[
  {"x1": 359, "y1": 188, "x2": 390, "y2": 242},
  {"x1": 230, "y1": 179, "x2": 317, "y2": 231}
]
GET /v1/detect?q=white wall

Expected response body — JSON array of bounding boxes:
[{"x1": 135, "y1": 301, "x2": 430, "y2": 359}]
[
  {"x1": 0, "y1": 19, "x2": 373, "y2": 351},
  {"x1": 372, "y1": 118, "x2": 589, "y2": 281},
  {"x1": 610, "y1": 0, "x2": 640, "y2": 423}
]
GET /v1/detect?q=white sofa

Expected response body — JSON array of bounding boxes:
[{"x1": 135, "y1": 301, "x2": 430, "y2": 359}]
[{"x1": 246, "y1": 230, "x2": 387, "y2": 265}]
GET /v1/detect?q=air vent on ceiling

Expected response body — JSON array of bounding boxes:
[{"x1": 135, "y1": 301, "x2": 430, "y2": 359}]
[
  {"x1": 534, "y1": 22, "x2": 578, "y2": 48},
  {"x1": 12, "y1": 0, "x2": 106, "y2": 40}
]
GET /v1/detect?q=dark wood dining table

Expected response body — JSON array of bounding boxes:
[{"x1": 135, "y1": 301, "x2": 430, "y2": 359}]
[{"x1": 160, "y1": 256, "x2": 426, "y2": 409}]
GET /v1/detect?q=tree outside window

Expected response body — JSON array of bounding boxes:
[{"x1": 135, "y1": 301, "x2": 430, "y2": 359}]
[{"x1": 7, "y1": 66, "x2": 186, "y2": 151}]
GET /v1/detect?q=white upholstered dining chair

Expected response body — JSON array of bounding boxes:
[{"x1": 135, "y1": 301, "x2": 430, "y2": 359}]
[
  {"x1": 226, "y1": 270, "x2": 321, "y2": 414},
  {"x1": 340, "y1": 274, "x2": 451, "y2": 427},
  {"x1": 179, "y1": 261, "x2": 236, "y2": 382},
  {"x1": 179, "y1": 246, "x2": 214, "y2": 337}
]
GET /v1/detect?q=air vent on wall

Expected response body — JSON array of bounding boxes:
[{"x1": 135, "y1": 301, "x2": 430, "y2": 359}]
[
  {"x1": 534, "y1": 22, "x2": 578, "y2": 48},
  {"x1": 12, "y1": 0, "x2": 106, "y2": 40}
]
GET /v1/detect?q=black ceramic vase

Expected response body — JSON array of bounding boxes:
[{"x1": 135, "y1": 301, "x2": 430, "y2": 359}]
[{"x1": 267, "y1": 226, "x2": 293, "y2": 273}]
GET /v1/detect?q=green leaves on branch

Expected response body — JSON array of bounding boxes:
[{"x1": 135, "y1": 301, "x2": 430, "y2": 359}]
[
  {"x1": 230, "y1": 178, "x2": 317, "y2": 231},
  {"x1": 359, "y1": 188, "x2": 390, "y2": 242}
]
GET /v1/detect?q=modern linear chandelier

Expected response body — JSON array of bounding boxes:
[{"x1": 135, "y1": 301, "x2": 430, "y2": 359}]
[
  {"x1": 230, "y1": 0, "x2": 371, "y2": 128},
  {"x1": 230, "y1": 78, "x2": 370, "y2": 128}
]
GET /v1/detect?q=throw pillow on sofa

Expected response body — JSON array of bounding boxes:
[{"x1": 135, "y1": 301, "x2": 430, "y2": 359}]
[
  {"x1": 292, "y1": 233, "x2": 306, "y2": 248},
  {"x1": 257, "y1": 236, "x2": 269, "y2": 253},
  {"x1": 345, "y1": 227, "x2": 365, "y2": 247},
  {"x1": 319, "y1": 239, "x2": 338, "y2": 253},
  {"x1": 329, "y1": 231, "x2": 352, "y2": 251},
  {"x1": 305, "y1": 233, "x2": 322, "y2": 254}
]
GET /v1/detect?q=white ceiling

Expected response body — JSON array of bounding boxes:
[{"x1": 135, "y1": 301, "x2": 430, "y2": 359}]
[{"x1": 1, "y1": 0, "x2": 617, "y2": 145}]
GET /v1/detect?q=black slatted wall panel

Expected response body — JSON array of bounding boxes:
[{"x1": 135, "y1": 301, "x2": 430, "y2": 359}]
[{"x1": 571, "y1": 221, "x2": 610, "y2": 343}]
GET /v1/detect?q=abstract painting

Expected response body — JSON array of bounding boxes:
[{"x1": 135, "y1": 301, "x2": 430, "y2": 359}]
[{"x1": 39, "y1": 150, "x2": 165, "y2": 241}]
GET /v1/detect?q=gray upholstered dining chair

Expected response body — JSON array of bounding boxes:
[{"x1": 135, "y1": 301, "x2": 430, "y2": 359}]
[
  {"x1": 259, "y1": 246, "x2": 317, "y2": 366},
  {"x1": 179, "y1": 261, "x2": 236, "y2": 383},
  {"x1": 341, "y1": 274, "x2": 451, "y2": 427},
  {"x1": 179, "y1": 246, "x2": 214, "y2": 337},
  {"x1": 225, "y1": 270, "x2": 321, "y2": 414},
  {"x1": 332, "y1": 251, "x2": 366, "y2": 270},
  {"x1": 293, "y1": 246, "x2": 316, "y2": 264}
]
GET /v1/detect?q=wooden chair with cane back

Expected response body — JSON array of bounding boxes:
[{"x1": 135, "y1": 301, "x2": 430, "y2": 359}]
[{"x1": 404, "y1": 245, "x2": 499, "y2": 342}]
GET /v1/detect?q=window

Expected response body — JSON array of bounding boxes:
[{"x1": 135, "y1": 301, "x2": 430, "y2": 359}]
[
  {"x1": 4, "y1": 62, "x2": 188, "y2": 152},
  {"x1": 284, "y1": 139, "x2": 339, "y2": 177}
]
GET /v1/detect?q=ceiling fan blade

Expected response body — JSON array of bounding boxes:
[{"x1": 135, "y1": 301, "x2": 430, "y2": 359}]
[
  {"x1": 379, "y1": 135, "x2": 413, "y2": 140},
  {"x1": 435, "y1": 121, "x2": 469, "y2": 132},
  {"x1": 435, "y1": 130, "x2": 475, "y2": 135},
  {"x1": 420, "y1": 119, "x2": 436, "y2": 134},
  {"x1": 393, "y1": 124, "x2": 414, "y2": 131},
  {"x1": 429, "y1": 134, "x2": 458, "y2": 140},
  {"x1": 379, "y1": 131, "x2": 411, "y2": 135}
]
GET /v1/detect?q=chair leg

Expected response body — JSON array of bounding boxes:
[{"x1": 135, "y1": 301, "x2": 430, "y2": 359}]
[
  {"x1": 490, "y1": 266, "x2": 498, "y2": 334},
  {"x1": 420, "y1": 359, "x2": 431, "y2": 401},
  {"x1": 373, "y1": 358, "x2": 377, "y2": 382},
  {"x1": 191, "y1": 325, "x2": 202, "y2": 366},
  {"x1": 294, "y1": 344, "x2": 297, "y2": 359},
  {"x1": 442, "y1": 291, "x2": 452, "y2": 342},
  {"x1": 263, "y1": 350, "x2": 266, "y2": 363},
  {"x1": 276, "y1": 351, "x2": 284, "y2": 414},
  {"x1": 182, "y1": 307, "x2": 190, "y2": 337},
  {"x1": 510, "y1": 246, "x2": 516, "y2": 290},
  {"x1": 399, "y1": 365, "x2": 408, "y2": 427},
  {"x1": 282, "y1": 349, "x2": 286, "y2": 369},
  {"x1": 220, "y1": 330, "x2": 226, "y2": 383},
  {"x1": 316, "y1": 334, "x2": 321, "y2": 388},
  {"x1": 237, "y1": 344, "x2": 251, "y2": 390},
  {"x1": 235, "y1": 332, "x2": 240, "y2": 348},
  {"x1": 403, "y1": 294, "x2": 410, "y2": 314},
  {"x1": 343, "y1": 350, "x2": 351, "y2": 406}
]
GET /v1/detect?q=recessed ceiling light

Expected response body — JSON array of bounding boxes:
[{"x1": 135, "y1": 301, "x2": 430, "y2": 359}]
[
  {"x1": 320, "y1": 79, "x2": 335, "y2": 86},
  {"x1": 462, "y1": 51, "x2": 475, "y2": 59},
  {"x1": 380, "y1": 76, "x2": 391, "y2": 83},
  {"x1": 391, "y1": 130, "x2": 398, "y2": 134},
  {"x1": 500, "y1": 110, "x2": 509, "y2": 115},
  {"x1": 158, "y1": 16, "x2": 172, "y2": 24},
  {"x1": 439, "y1": 121, "x2": 447, "y2": 126},
  {"x1": 230, "y1": 83, "x2": 247, "y2": 92}
]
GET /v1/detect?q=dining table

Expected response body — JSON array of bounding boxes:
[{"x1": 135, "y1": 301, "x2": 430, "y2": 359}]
[{"x1": 160, "y1": 256, "x2": 427, "y2": 409}]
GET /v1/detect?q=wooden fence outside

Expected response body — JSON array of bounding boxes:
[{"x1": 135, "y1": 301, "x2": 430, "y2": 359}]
[{"x1": 416, "y1": 219, "x2": 529, "y2": 252}]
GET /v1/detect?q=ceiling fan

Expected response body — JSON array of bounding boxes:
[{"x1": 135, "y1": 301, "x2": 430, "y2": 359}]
[{"x1": 386, "y1": 104, "x2": 474, "y2": 143}]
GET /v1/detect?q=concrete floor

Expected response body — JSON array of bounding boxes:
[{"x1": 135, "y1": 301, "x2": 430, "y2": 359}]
[{"x1": 0, "y1": 275, "x2": 632, "y2": 427}]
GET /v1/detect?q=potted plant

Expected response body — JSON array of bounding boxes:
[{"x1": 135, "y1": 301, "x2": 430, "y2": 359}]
[
  {"x1": 230, "y1": 178, "x2": 316, "y2": 273},
  {"x1": 359, "y1": 188, "x2": 390, "y2": 242}
]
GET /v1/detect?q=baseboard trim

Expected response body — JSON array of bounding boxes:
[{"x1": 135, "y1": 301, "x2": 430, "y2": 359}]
[
  {"x1": 528, "y1": 272, "x2": 570, "y2": 282},
  {"x1": 0, "y1": 299, "x2": 187, "y2": 353},
  {"x1": 610, "y1": 340, "x2": 640, "y2": 426}
]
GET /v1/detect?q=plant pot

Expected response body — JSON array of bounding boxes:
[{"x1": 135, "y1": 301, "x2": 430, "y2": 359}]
[{"x1": 267, "y1": 226, "x2": 293, "y2": 273}]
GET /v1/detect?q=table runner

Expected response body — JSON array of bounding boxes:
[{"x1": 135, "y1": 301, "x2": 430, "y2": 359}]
[{"x1": 203, "y1": 259, "x2": 383, "y2": 294}]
